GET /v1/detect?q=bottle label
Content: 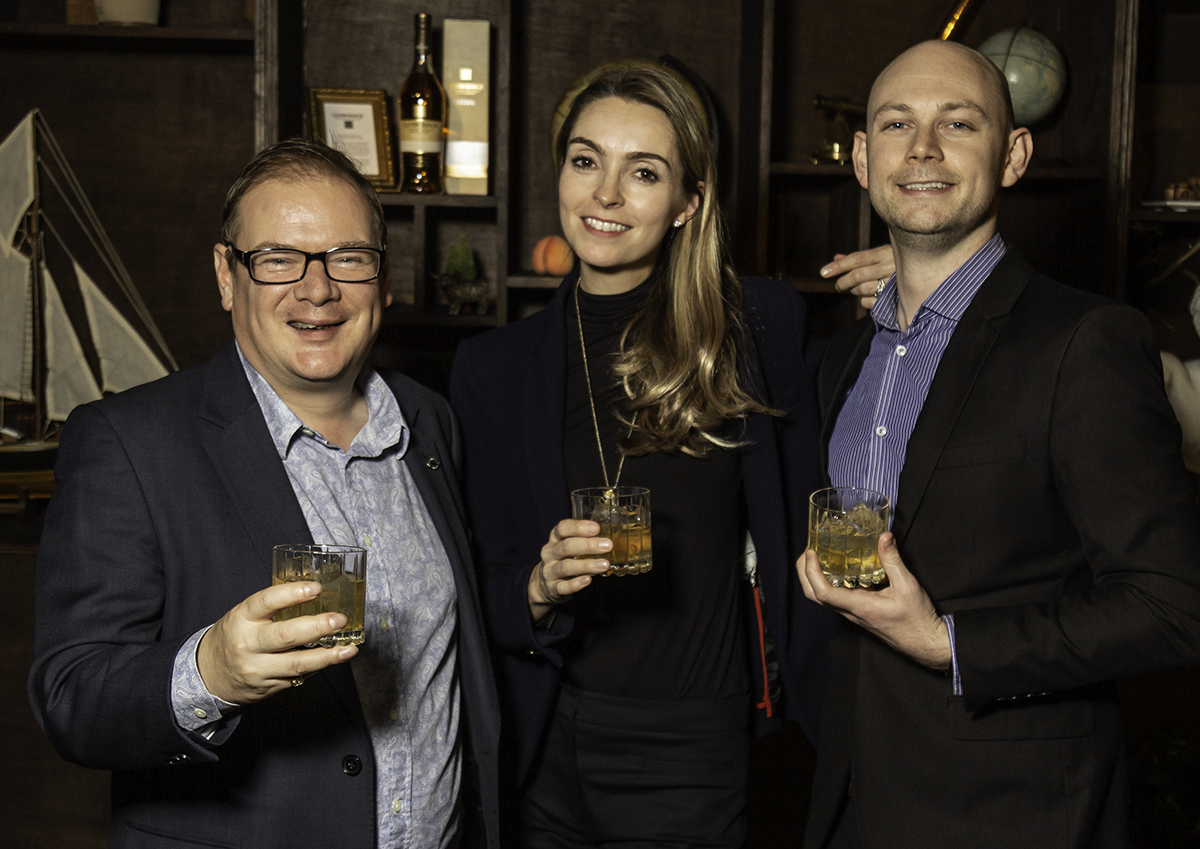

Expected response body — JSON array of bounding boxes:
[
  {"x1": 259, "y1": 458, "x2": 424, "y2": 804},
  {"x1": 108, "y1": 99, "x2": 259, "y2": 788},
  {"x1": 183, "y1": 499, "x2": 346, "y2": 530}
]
[
  {"x1": 446, "y1": 141, "x2": 488, "y2": 178},
  {"x1": 399, "y1": 119, "x2": 444, "y2": 155}
]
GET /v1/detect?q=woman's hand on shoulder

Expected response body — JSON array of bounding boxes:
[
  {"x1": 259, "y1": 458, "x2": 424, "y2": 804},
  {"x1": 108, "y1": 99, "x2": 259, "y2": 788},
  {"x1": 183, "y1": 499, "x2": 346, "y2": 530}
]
[
  {"x1": 527, "y1": 519, "x2": 612, "y2": 623},
  {"x1": 821, "y1": 245, "x2": 896, "y2": 310}
]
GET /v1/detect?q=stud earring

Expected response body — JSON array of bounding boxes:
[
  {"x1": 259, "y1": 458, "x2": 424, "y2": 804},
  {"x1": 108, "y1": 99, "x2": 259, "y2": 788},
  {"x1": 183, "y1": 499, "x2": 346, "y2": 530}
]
[{"x1": 673, "y1": 219, "x2": 683, "y2": 228}]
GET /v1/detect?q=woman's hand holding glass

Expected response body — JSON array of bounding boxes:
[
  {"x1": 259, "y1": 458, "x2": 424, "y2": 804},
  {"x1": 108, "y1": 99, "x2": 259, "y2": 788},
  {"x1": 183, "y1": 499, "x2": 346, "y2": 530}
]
[{"x1": 527, "y1": 519, "x2": 613, "y2": 623}]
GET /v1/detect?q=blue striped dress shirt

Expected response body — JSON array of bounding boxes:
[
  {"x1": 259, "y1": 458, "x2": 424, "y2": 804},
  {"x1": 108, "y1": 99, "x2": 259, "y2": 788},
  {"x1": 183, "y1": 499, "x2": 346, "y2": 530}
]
[
  {"x1": 827, "y1": 233, "x2": 1008, "y2": 696},
  {"x1": 828, "y1": 233, "x2": 1008, "y2": 509}
]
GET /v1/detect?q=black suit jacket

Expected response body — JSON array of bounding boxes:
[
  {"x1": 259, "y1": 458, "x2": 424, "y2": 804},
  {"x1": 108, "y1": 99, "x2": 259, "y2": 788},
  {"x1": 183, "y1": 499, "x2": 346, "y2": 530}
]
[
  {"x1": 805, "y1": 252, "x2": 1200, "y2": 848},
  {"x1": 450, "y1": 274, "x2": 835, "y2": 790},
  {"x1": 28, "y1": 339, "x2": 500, "y2": 849}
]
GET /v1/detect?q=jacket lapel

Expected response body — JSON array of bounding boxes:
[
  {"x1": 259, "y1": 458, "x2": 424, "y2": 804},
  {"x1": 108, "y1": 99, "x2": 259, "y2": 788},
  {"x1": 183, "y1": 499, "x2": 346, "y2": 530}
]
[
  {"x1": 196, "y1": 339, "x2": 362, "y2": 721},
  {"x1": 891, "y1": 252, "x2": 1033, "y2": 539},
  {"x1": 197, "y1": 340, "x2": 312, "y2": 577},
  {"x1": 397, "y1": 398, "x2": 472, "y2": 587}
]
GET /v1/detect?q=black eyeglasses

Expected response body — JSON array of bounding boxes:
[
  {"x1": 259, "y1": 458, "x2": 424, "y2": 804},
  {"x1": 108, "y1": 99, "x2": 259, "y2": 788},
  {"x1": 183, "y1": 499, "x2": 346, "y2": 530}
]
[{"x1": 227, "y1": 246, "x2": 385, "y2": 284}]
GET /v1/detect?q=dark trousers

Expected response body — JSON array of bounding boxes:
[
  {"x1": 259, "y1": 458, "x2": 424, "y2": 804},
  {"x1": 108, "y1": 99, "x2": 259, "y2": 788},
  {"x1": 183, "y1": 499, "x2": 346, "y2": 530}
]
[
  {"x1": 825, "y1": 793, "x2": 862, "y2": 849},
  {"x1": 519, "y1": 684, "x2": 750, "y2": 849}
]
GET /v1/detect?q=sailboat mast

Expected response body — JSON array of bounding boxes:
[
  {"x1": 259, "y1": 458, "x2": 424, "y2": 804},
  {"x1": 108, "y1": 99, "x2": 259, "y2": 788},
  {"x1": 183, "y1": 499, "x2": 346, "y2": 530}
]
[{"x1": 28, "y1": 113, "x2": 45, "y2": 437}]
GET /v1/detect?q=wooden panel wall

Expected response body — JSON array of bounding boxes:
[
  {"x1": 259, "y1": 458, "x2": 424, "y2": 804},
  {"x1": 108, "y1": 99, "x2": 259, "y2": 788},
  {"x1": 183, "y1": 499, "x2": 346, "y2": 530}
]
[
  {"x1": 0, "y1": 2, "x2": 257, "y2": 371},
  {"x1": 2, "y1": 540, "x2": 109, "y2": 849}
]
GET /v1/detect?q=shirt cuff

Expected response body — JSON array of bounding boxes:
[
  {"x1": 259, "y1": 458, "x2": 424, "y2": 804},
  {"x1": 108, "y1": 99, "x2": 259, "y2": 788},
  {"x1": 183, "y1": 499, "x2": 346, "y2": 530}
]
[
  {"x1": 942, "y1": 613, "x2": 962, "y2": 696},
  {"x1": 171, "y1": 625, "x2": 241, "y2": 735}
]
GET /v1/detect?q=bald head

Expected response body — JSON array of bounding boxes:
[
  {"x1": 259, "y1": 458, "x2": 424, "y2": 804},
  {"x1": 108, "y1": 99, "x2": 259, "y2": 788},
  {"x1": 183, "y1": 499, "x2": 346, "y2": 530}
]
[
  {"x1": 868, "y1": 40, "x2": 1015, "y2": 138},
  {"x1": 851, "y1": 38, "x2": 1033, "y2": 265}
]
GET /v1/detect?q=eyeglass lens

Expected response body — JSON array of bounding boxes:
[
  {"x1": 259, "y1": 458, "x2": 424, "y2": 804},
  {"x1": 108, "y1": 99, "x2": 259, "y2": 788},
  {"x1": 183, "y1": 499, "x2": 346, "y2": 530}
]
[{"x1": 249, "y1": 249, "x2": 380, "y2": 283}]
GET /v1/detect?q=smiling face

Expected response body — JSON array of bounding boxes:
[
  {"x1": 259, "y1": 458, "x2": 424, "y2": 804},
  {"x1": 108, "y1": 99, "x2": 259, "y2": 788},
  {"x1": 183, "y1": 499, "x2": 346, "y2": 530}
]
[
  {"x1": 214, "y1": 175, "x2": 391, "y2": 401},
  {"x1": 854, "y1": 41, "x2": 1030, "y2": 257},
  {"x1": 558, "y1": 97, "x2": 699, "y2": 294}
]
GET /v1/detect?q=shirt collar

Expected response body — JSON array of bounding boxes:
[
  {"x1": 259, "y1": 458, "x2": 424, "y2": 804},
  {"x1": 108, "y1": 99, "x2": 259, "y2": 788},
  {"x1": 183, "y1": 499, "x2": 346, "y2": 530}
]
[
  {"x1": 870, "y1": 232, "x2": 1008, "y2": 330},
  {"x1": 235, "y1": 343, "x2": 409, "y2": 460}
]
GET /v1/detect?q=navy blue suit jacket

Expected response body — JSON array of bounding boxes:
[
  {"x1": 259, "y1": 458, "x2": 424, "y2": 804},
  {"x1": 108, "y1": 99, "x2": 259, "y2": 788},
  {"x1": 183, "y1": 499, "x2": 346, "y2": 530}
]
[
  {"x1": 450, "y1": 274, "x2": 835, "y2": 789},
  {"x1": 29, "y1": 339, "x2": 501, "y2": 849}
]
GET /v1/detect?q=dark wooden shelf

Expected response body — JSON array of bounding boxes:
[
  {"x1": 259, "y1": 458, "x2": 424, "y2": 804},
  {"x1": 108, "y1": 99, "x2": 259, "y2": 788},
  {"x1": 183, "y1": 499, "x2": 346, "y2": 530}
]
[
  {"x1": 1131, "y1": 208, "x2": 1200, "y2": 223},
  {"x1": 0, "y1": 22, "x2": 253, "y2": 50},
  {"x1": 506, "y1": 273, "x2": 561, "y2": 289},
  {"x1": 769, "y1": 161, "x2": 857, "y2": 178},
  {"x1": 376, "y1": 192, "x2": 498, "y2": 209}
]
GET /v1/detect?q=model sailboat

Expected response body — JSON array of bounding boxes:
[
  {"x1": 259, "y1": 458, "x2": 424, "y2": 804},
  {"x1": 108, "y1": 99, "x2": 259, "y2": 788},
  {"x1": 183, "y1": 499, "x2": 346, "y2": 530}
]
[{"x1": 0, "y1": 110, "x2": 176, "y2": 503}]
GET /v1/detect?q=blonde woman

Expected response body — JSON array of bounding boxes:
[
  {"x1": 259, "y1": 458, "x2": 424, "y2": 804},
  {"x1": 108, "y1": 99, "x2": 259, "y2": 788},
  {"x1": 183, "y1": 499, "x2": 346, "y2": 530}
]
[{"x1": 451, "y1": 65, "x2": 831, "y2": 847}]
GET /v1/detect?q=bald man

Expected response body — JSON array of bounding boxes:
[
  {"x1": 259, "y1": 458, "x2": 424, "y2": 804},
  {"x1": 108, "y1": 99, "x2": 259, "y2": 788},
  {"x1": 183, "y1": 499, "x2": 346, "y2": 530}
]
[{"x1": 798, "y1": 40, "x2": 1200, "y2": 849}]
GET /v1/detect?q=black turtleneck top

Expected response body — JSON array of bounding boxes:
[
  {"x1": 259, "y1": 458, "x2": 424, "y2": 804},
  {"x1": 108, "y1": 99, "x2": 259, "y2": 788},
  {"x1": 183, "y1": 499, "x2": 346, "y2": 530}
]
[{"x1": 561, "y1": 279, "x2": 747, "y2": 702}]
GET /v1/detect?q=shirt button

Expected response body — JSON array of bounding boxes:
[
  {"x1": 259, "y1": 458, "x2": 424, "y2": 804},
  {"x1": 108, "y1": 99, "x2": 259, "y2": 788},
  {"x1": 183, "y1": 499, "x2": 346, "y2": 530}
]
[
  {"x1": 389, "y1": 709, "x2": 399, "y2": 721},
  {"x1": 391, "y1": 798, "x2": 403, "y2": 814},
  {"x1": 895, "y1": 345, "x2": 907, "y2": 356},
  {"x1": 381, "y1": 620, "x2": 390, "y2": 632},
  {"x1": 193, "y1": 708, "x2": 207, "y2": 720},
  {"x1": 363, "y1": 535, "x2": 373, "y2": 547},
  {"x1": 342, "y1": 754, "x2": 362, "y2": 776},
  {"x1": 876, "y1": 426, "x2": 888, "y2": 437},
  {"x1": 301, "y1": 427, "x2": 315, "y2": 437}
]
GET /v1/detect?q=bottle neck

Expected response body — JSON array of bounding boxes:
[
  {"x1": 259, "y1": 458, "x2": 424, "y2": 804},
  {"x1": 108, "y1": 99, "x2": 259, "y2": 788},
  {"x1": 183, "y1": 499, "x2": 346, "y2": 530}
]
[{"x1": 414, "y1": 24, "x2": 431, "y2": 69}]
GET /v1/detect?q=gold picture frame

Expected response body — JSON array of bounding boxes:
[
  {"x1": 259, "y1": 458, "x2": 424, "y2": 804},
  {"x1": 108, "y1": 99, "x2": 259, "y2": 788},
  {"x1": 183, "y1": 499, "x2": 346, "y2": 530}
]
[{"x1": 307, "y1": 88, "x2": 395, "y2": 189}]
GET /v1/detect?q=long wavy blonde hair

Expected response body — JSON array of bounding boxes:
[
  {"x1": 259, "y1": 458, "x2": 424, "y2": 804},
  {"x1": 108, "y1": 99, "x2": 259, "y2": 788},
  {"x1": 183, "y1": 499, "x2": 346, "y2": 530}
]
[{"x1": 555, "y1": 65, "x2": 776, "y2": 457}]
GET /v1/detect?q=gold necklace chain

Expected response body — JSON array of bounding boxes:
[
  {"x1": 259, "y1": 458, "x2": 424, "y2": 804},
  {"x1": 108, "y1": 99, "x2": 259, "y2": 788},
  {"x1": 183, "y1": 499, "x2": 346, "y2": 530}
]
[{"x1": 574, "y1": 280, "x2": 636, "y2": 492}]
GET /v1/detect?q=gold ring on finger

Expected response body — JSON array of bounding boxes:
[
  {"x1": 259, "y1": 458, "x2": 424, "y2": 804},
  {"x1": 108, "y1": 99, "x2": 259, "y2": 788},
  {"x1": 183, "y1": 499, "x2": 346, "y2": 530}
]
[{"x1": 290, "y1": 676, "x2": 305, "y2": 688}]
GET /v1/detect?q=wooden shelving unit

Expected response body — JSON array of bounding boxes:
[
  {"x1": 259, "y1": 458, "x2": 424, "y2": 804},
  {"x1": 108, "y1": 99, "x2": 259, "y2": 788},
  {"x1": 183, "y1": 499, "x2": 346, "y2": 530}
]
[
  {"x1": 1123, "y1": 0, "x2": 1200, "y2": 361},
  {"x1": 261, "y1": 0, "x2": 512, "y2": 380},
  {"x1": 752, "y1": 0, "x2": 1130, "y2": 317}
]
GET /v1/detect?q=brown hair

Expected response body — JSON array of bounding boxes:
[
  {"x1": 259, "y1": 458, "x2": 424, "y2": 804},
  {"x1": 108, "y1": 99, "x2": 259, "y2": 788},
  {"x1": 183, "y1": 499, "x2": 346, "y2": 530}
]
[
  {"x1": 556, "y1": 64, "x2": 774, "y2": 457},
  {"x1": 220, "y1": 137, "x2": 386, "y2": 251}
]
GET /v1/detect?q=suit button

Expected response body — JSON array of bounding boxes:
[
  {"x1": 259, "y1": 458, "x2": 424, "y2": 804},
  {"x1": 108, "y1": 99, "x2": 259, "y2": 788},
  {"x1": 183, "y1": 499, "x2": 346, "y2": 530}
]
[
  {"x1": 342, "y1": 755, "x2": 362, "y2": 776},
  {"x1": 426, "y1": 457, "x2": 441, "y2": 470}
]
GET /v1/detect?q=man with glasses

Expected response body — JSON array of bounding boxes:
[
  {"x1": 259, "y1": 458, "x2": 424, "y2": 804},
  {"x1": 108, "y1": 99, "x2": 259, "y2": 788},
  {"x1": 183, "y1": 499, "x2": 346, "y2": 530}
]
[{"x1": 29, "y1": 139, "x2": 500, "y2": 849}]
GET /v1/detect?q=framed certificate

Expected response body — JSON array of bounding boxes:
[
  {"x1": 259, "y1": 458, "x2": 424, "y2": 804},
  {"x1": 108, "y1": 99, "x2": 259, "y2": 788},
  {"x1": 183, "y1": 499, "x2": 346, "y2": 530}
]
[{"x1": 307, "y1": 88, "x2": 395, "y2": 188}]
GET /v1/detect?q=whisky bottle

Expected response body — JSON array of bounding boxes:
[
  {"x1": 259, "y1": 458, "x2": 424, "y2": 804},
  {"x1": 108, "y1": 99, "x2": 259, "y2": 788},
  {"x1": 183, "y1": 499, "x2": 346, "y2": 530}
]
[{"x1": 397, "y1": 12, "x2": 446, "y2": 194}]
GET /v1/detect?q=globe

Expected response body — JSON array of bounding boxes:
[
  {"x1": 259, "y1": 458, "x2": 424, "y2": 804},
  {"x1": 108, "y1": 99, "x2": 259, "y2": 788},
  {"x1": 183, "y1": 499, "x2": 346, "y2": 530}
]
[{"x1": 978, "y1": 27, "x2": 1067, "y2": 127}]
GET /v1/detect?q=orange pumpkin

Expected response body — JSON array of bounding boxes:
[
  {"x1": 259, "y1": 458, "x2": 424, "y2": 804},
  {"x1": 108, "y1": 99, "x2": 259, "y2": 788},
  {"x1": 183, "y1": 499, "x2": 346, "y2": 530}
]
[{"x1": 532, "y1": 235, "x2": 575, "y2": 276}]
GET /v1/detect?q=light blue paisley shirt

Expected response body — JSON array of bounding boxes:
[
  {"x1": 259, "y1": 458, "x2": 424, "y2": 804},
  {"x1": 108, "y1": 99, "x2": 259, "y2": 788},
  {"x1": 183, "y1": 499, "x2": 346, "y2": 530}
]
[{"x1": 170, "y1": 349, "x2": 461, "y2": 849}]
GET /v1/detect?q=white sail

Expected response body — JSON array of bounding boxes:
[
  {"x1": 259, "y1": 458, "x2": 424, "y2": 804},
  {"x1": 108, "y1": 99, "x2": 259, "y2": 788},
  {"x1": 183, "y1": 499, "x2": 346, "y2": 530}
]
[
  {"x1": 0, "y1": 111, "x2": 34, "y2": 249},
  {"x1": 0, "y1": 112, "x2": 35, "y2": 404},
  {"x1": 76, "y1": 259, "x2": 168, "y2": 393},
  {"x1": 0, "y1": 251, "x2": 32, "y2": 402},
  {"x1": 42, "y1": 263, "x2": 101, "y2": 421}
]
